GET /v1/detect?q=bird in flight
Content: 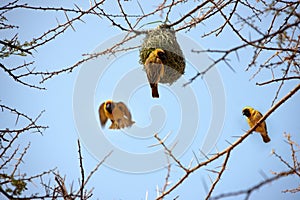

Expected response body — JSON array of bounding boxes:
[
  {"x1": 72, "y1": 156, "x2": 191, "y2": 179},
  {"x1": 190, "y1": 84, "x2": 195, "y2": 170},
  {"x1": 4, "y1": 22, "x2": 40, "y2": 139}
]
[{"x1": 99, "y1": 100, "x2": 135, "y2": 129}]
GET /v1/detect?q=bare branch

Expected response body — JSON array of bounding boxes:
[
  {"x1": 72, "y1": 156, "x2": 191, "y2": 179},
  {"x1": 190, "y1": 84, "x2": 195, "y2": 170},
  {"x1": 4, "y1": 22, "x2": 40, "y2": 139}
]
[
  {"x1": 156, "y1": 83, "x2": 300, "y2": 200},
  {"x1": 256, "y1": 76, "x2": 300, "y2": 86},
  {"x1": 205, "y1": 151, "x2": 231, "y2": 200},
  {"x1": 78, "y1": 139, "x2": 85, "y2": 199},
  {"x1": 212, "y1": 133, "x2": 300, "y2": 199},
  {"x1": 0, "y1": 40, "x2": 32, "y2": 55},
  {"x1": 154, "y1": 133, "x2": 187, "y2": 171},
  {"x1": 211, "y1": 167, "x2": 300, "y2": 200}
]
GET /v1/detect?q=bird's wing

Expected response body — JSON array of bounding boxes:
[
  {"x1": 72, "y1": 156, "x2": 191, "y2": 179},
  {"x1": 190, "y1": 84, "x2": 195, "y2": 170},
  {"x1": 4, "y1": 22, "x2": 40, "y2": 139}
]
[
  {"x1": 251, "y1": 109, "x2": 260, "y2": 122},
  {"x1": 144, "y1": 50, "x2": 164, "y2": 83},
  {"x1": 257, "y1": 111, "x2": 267, "y2": 132},
  {"x1": 145, "y1": 62, "x2": 163, "y2": 84},
  {"x1": 252, "y1": 111, "x2": 267, "y2": 134},
  {"x1": 116, "y1": 102, "x2": 132, "y2": 121},
  {"x1": 99, "y1": 102, "x2": 108, "y2": 127},
  {"x1": 264, "y1": 121, "x2": 267, "y2": 133}
]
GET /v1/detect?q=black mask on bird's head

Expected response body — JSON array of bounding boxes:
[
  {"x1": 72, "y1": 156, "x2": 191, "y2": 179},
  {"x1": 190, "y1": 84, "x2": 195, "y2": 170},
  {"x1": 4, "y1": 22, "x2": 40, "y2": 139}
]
[
  {"x1": 105, "y1": 101, "x2": 115, "y2": 114},
  {"x1": 242, "y1": 108, "x2": 251, "y2": 117},
  {"x1": 157, "y1": 51, "x2": 167, "y2": 61}
]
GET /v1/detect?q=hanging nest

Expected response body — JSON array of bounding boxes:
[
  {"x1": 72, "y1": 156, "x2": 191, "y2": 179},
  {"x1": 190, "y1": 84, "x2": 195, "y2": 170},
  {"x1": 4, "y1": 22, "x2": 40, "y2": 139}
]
[{"x1": 139, "y1": 25, "x2": 185, "y2": 85}]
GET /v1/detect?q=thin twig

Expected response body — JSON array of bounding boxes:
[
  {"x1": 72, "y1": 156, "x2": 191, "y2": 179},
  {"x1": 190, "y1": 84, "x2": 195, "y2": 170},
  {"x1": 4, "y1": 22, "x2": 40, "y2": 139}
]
[
  {"x1": 77, "y1": 139, "x2": 85, "y2": 199},
  {"x1": 205, "y1": 151, "x2": 231, "y2": 200},
  {"x1": 156, "y1": 84, "x2": 300, "y2": 200},
  {"x1": 211, "y1": 167, "x2": 300, "y2": 200}
]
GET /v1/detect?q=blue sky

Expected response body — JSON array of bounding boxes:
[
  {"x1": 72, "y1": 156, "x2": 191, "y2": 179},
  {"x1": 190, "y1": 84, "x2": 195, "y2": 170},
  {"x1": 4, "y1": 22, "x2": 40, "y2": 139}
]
[{"x1": 1, "y1": 1, "x2": 300, "y2": 199}]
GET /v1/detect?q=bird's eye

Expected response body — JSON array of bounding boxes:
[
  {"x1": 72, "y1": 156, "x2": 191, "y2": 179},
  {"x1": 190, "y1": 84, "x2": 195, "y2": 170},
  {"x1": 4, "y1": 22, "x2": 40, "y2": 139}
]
[
  {"x1": 243, "y1": 109, "x2": 251, "y2": 117},
  {"x1": 157, "y1": 51, "x2": 166, "y2": 60},
  {"x1": 106, "y1": 102, "x2": 113, "y2": 114}
]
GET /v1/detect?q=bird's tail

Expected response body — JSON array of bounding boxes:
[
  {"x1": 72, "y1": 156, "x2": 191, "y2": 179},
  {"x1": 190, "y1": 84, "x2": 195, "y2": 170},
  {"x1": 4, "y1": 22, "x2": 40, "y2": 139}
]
[
  {"x1": 150, "y1": 83, "x2": 159, "y2": 98},
  {"x1": 260, "y1": 132, "x2": 271, "y2": 143}
]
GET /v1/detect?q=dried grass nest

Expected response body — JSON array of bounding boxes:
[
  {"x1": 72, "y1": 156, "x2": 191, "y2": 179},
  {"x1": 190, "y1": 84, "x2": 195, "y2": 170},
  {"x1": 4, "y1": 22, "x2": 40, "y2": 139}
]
[{"x1": 139, "y1": 25, "x2": 185, "y2": 85}]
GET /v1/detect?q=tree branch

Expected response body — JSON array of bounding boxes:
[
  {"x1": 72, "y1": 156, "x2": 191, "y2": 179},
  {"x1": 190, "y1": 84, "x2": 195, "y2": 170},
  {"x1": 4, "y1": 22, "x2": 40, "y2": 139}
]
[{"x1": 156, "y1": 83, "x2": 300, "y2": 200}]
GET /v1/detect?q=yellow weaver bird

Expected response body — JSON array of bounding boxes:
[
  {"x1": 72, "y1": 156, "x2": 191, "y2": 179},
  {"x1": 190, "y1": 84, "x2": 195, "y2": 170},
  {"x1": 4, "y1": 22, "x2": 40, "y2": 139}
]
[
  {"x1": 99, "y1": 100, "x2": 135, "y2": 129},
  {"x1": 144, "y1": 48, "x2": 166, "y2": 98},
  {"x1": 242, "y1": 106, "x2": 271, "y2": 143}
]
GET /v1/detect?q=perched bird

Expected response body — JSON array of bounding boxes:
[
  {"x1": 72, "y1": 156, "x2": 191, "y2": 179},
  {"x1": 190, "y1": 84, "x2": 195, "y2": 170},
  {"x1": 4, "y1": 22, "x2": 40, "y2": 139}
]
[
  {"x1": 144, "y1": 48, "x2": 166, "y2": 98},
  {"x1": 99, "y1": 100, "x2": 135, "y2": 129},
  {"x1": 242, "y1": 106, "x2": 271, "y2": 143}
]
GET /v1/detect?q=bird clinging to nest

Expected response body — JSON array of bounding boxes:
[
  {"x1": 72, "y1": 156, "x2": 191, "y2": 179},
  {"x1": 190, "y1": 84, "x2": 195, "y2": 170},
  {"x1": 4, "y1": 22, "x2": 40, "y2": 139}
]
[
  {"x1": 144, "y1": 48, "x2": 166, "y2": 98},
  {"x1": 140, "y1": 25, "x2": 186, "y2": 98}
]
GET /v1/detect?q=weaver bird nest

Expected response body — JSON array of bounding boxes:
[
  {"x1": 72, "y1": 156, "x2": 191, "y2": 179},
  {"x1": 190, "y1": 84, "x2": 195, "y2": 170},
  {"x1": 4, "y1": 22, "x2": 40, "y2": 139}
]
[{"x1": 139, "y1": 25, "x2": 185, "y2": 84}]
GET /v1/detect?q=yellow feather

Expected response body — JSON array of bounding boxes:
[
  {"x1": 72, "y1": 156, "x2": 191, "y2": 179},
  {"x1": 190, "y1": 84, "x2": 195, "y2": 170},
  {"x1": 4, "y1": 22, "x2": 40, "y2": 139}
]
[
  {"x1": 242, "y1": 106, "x2": 270, "y2": 143},
  {"x1": 144, "y1": 48, "x2": 165, "y2": 98}
]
